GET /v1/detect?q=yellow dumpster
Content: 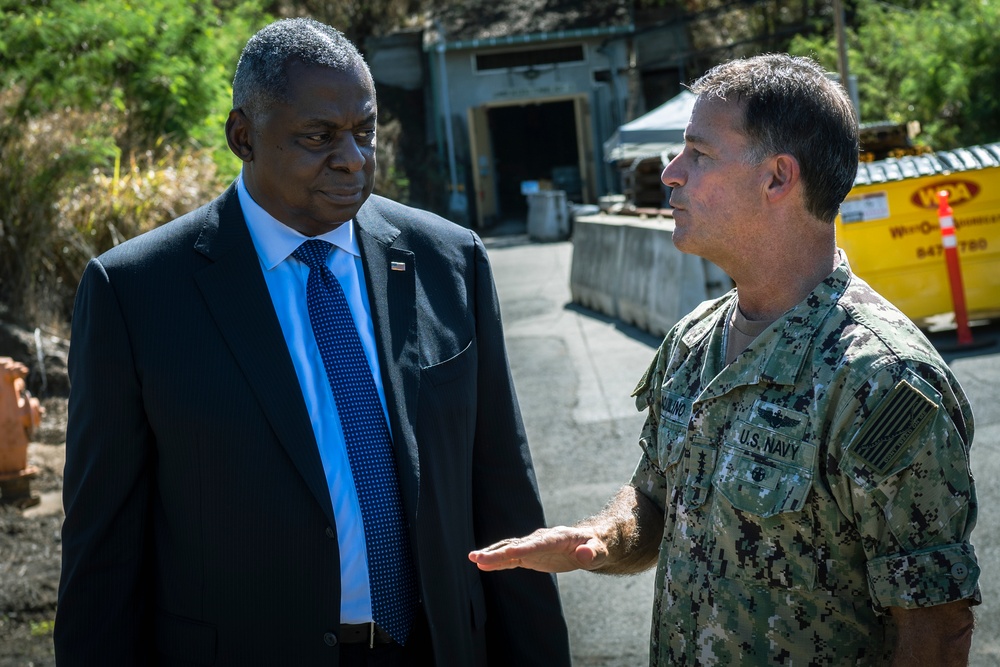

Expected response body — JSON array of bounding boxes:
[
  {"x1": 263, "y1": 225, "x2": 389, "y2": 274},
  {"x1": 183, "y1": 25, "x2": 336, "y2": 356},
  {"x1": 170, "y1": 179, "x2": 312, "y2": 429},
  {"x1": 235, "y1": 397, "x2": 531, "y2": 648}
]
[{"x1": 836, "y1": 144, "x2": 1000, "y2": 326}]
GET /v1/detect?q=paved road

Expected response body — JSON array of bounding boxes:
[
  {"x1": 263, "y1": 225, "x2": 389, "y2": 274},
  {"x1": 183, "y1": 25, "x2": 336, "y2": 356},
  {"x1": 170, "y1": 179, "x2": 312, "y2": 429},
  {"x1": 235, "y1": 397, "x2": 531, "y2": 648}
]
[{"x1": 483, "y1": 235, "x2": 1000, "y2": 666}]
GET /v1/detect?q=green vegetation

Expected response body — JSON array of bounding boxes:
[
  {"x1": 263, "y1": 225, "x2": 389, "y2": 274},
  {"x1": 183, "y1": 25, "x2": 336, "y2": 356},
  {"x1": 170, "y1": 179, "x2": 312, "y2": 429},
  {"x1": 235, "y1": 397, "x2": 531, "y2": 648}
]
[
  {"x1": 1, "y1": 0, "x2": 265, "y2": 158},
  {"x1": 0, "y1": 0, "x2": 270, "y2": 326},
  {"x1": 30, "y1": 617, "x2": 56, "y2": 637},
  {"x1": 789, "y1": 0, "x2": 1000, "y2": 150}
]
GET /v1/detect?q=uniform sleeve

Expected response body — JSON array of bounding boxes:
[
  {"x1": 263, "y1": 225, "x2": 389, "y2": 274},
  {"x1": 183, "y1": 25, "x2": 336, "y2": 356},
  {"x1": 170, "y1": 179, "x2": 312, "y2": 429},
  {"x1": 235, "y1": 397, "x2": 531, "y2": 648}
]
[{"x1": 829, "y1": 362, "x2": 980, "y2": 612}]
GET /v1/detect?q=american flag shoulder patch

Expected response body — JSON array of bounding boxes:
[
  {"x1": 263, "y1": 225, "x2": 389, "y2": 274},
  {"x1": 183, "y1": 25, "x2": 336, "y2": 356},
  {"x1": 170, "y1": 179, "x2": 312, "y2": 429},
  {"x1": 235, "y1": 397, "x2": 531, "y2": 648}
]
[{"x1": 851, "y1": 379, "x2": 937, "y2": 475}]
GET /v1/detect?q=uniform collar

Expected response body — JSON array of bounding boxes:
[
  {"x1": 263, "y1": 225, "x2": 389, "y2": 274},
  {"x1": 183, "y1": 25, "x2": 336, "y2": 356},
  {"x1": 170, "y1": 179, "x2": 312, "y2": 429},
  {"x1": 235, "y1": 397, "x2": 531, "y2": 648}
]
[{"x1": 683, "y1": 253, "x2": 853, "y2": 392}]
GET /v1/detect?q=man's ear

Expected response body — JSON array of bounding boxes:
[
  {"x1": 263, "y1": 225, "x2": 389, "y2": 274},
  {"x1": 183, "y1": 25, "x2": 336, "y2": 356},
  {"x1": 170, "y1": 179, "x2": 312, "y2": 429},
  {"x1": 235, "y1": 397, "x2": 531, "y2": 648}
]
[
  {"x1": 764, "y1": 153, "x2": 800, "y2": 203},
  {"x1": 225, "y1": 109, "x2": 253, "y2": 162}
]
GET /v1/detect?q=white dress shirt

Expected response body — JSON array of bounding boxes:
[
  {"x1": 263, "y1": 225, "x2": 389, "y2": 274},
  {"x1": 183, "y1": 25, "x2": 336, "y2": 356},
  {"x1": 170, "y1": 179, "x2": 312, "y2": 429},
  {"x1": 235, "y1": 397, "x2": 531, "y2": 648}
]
[{"x1": 237, "y1": 175, "x2": 388, "y2": 624}]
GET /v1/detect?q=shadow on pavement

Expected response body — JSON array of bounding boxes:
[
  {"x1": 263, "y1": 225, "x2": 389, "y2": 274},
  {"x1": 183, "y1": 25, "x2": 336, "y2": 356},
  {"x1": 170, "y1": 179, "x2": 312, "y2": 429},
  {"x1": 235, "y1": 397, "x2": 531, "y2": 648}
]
[
  {"x1": 926, "y1": 319, "x2": 1000, "y2": 364},
  {"x1": 563, "y1": 302, "x2": 663, "y2": 349}
]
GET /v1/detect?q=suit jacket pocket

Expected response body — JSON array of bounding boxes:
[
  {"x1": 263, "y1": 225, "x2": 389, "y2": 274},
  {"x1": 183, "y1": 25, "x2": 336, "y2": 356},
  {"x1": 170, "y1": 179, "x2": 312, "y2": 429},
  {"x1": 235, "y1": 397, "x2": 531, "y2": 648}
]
[
  {"x1": 422, "y1": 338, "x2": 475, "y2": 388},
  {"x1": 154, "y1": 610, "x2": 217, "y2": 666}
]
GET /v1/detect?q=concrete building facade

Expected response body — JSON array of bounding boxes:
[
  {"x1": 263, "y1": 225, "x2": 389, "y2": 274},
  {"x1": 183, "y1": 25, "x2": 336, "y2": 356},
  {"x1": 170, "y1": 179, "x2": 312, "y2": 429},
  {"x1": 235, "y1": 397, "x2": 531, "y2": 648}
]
[
  {"x1": 367, "y1": 1, "x2": 637, "y2": 228},
  {"x1": 426, "y1": 24, "x2": 633, "y2": 228}
]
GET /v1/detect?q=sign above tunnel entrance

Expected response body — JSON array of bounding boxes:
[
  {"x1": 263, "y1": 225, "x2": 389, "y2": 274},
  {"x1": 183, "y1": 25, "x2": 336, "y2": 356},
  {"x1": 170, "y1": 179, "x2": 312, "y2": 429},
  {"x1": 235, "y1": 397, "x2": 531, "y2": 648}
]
[{"x1": 493, "y1": 83, "x2": 573, "y2": 100}]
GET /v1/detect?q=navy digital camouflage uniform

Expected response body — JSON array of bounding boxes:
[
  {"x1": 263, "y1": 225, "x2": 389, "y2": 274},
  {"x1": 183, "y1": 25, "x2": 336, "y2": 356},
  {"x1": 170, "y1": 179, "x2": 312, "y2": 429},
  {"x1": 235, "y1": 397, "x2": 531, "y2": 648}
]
[{"x1": 631, "y1": 253, "x2": 980, "y2": 666}]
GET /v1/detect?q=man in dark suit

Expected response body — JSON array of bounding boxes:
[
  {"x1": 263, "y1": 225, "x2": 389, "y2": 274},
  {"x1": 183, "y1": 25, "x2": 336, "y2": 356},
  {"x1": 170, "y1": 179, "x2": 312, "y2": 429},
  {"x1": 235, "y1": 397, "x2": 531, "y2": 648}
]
[{"x1": 55, "y1": 17, "x2": 571, "y2": 666}]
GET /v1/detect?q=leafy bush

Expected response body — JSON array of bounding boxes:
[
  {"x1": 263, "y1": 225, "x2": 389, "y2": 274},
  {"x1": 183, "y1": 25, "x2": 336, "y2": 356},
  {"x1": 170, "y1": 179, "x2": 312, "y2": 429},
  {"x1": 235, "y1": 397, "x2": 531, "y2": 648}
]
[
  {"x1": 0, "y1": 0, "x2": 268, "y2": 160},
  {"x1": 0, "y1": 89, "x2": 118, "y2": 328},
  {"x1": 0, "y1": 0, "x2": 269, "y2": 327},
  {"x1": 789, "y1": 0, "x2": 1000, "y2": 150},
  {"x1": 54, "y1": 145, "x2": 223, "y2": 315},
  {"x1": 0, "y1": 87, "x2": 224, "y2": 327}
]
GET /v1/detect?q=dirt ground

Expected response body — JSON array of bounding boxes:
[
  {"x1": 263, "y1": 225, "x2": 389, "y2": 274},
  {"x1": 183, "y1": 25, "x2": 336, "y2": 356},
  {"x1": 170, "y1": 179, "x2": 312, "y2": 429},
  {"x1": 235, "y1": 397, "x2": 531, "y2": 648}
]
[{"x1": 1, "y1": 321, "x2": 70, "y2": 667}]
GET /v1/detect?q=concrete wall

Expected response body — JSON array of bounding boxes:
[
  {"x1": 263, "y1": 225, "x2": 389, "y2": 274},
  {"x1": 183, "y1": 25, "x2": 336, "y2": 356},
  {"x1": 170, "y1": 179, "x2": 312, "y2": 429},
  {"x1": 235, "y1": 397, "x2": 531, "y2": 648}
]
[
  {"x1": 569, "y1": 214, "x2": 733, "y2": 337},
  {"x1": 440, "y1": 39, "x2": 617, "y2": 112}
]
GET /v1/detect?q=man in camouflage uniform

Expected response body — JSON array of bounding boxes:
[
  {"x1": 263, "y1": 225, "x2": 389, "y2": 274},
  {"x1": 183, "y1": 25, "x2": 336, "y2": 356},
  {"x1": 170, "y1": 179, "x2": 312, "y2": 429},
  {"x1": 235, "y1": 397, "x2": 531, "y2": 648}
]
[{"x1": 469, "y1": 53, "x2": 980, "y2": 666}]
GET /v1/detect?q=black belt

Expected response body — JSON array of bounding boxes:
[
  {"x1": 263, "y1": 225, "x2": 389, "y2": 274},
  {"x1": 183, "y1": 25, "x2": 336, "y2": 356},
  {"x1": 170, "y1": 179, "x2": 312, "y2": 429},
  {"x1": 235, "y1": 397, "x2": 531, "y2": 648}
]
[{"x1": 340, "y1": 622, "x2": 395, "y2": 647}]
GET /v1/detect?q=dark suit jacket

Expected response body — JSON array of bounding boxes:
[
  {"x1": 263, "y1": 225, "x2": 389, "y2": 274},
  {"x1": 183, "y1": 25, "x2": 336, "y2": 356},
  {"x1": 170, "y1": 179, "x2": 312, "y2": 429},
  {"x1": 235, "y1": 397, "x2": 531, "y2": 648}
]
[{"x1": 55, "y1": 185, "x2": 571, "y2": 666}]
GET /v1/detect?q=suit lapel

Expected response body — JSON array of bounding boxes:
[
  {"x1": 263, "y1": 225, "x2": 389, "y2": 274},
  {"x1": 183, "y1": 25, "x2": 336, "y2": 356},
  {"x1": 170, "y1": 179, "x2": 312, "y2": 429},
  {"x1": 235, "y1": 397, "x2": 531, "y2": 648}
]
[
  {"x1": 192, "y1": 186, "x2": 336, "y2": 527},
  {"x1": 355, "y1": 198, "x2": 421, "y2": 516}
]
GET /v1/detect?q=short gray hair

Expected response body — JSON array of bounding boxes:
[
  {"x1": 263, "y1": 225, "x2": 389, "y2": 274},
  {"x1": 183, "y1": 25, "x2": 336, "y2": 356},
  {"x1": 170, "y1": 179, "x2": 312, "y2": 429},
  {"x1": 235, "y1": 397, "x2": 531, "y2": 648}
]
[
  {"x1": 691, "y1": 54, "x2": 859, "y2": 223},
  {"x1": 232, "y1": 18, "x2": 371, "y2": 123}
]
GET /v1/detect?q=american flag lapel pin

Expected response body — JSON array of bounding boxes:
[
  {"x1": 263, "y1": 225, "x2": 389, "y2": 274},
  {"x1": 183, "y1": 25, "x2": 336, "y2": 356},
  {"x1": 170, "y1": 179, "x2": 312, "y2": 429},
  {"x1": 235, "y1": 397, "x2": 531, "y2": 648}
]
[{"x1": 391, "y1": 261, "x2": 406, "y2": 272}]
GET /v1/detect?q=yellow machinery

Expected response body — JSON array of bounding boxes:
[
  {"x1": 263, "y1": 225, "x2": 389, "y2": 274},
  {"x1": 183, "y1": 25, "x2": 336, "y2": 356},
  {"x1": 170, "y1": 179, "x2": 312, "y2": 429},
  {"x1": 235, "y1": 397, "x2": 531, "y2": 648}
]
[{"x1": 836, "y1": 144, "x2": 1000, "y2": 325}]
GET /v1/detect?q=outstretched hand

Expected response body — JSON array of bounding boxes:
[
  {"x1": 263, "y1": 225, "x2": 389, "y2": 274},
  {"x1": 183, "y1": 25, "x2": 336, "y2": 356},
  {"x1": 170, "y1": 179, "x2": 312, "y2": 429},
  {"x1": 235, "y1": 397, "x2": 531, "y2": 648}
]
[{"x1": 468, "y1": 526, "x2": 608, "y2": 573}]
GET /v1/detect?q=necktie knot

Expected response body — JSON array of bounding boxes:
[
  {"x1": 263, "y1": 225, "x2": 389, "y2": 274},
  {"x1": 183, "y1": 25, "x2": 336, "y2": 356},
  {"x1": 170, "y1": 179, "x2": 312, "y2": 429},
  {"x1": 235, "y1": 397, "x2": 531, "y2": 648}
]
[{"x1": 293, "y1": 239, "x2": 332, "y2": 271}]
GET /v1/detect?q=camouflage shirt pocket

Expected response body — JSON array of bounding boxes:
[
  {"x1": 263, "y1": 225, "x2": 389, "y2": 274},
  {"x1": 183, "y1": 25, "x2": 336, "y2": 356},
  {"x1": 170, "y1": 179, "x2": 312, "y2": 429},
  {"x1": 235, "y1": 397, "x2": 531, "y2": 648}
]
[
  {"x1": 714, "y1": 422, "x2": 817, "y2": 518},
  {"x1": 649, "y1": 391, "x2": 693, "y2": 472},
  {"x1": 651, "y1": 423, "x2": 687, "y2": 472}
]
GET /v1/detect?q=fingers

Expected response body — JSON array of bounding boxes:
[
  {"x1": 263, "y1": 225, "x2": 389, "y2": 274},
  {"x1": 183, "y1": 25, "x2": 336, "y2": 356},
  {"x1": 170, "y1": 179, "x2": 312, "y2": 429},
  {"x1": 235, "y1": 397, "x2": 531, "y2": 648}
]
[
  {"x1": 467, "y1": 527, "x2": 602, "y2": 573},
  {"x1": 471, "y1": 535, "x2": 534, "y2": 559},
  {"x1": 468, "y1": 553, "x2": 527, "y2": 572},
  {"x1": 475, "y1": 537, "x2": 521, "y2": 554},
  {"x1": 468, "y1": 536, "x2": 534, "y2": 570}
]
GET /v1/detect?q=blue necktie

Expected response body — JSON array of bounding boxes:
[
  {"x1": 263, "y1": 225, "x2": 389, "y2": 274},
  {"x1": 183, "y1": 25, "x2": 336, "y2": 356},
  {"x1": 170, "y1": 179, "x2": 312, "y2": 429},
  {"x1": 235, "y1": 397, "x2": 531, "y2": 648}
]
[{"x1": 293, "y1": 239, "x2": 418, "y2": 645}]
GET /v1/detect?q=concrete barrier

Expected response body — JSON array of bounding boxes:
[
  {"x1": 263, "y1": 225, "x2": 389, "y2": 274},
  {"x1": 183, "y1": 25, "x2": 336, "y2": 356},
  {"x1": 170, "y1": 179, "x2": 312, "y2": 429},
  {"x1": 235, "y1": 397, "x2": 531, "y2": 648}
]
[{"x1": 569, "y1": 214, "x2": 732, "y2": 337}]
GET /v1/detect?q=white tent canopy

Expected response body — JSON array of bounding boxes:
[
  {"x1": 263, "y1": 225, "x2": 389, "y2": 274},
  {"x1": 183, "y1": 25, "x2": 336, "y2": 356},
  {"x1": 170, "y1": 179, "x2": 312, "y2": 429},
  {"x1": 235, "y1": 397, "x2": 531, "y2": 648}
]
[{"x1": 603, "y1": 89, "x2": 696, "y2": 163}]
